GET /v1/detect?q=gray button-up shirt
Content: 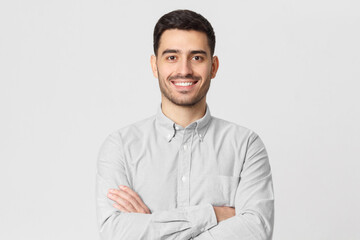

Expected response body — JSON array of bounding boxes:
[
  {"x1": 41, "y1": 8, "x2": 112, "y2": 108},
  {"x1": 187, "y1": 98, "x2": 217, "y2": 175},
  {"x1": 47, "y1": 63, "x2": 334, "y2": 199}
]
[{"x1": 96, "y1": 106, "x2": 274, "y2": 239}]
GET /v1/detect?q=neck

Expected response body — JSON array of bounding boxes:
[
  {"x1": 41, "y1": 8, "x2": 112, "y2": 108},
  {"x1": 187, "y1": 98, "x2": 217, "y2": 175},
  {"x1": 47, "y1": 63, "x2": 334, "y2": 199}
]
[{"x1": 161, "y1": 96, "x2": 207, "y2": 128}]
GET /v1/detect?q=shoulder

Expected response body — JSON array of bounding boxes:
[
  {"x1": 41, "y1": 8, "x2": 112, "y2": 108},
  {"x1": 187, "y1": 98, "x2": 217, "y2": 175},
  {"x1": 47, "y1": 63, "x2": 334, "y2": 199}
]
[
  {"x1": 208, "y1": 116, "x2": 264, "y2": 148},
  {"x1": 210, "y1": 116, "x2": 268, "y2": 157},
  {"x1": 102, "y1": 115, "x2": 156, "y2": 146},
  {"x1": 210, "y1": 116, "x2": 257, "y2": 137}
]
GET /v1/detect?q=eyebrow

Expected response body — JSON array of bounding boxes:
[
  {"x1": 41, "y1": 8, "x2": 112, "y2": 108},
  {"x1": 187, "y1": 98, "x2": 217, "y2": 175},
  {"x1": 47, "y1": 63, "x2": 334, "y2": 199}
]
[
  {"x1": 161, "y1": 49, "x2": 208, "y2": 56},
  {"x1": 190, "y1": 50, "x2": 207, "y2": 56}
]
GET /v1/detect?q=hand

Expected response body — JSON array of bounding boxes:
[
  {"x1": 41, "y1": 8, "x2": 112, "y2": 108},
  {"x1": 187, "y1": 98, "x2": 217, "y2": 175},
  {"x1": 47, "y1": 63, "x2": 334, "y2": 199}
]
[
  {"x1": 107, "y1": 185, "x2": 151, "y2": 214},
  {"x1": 213, "y1": 206, "x2": 235, "y2": 222}
]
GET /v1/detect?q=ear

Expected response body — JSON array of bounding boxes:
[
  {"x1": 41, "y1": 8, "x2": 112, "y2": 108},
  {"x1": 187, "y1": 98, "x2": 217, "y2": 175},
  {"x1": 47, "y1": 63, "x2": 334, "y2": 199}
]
[
  {"x1": 150, "y1": 55, "x2": 158, "y2": 78},
  {"x1": 211, "y1": 56, "x2": 219, "y2": 79}
]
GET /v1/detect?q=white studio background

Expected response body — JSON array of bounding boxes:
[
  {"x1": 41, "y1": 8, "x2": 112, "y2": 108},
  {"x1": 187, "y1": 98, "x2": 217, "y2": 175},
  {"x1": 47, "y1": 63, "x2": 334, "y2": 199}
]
[{"x1": 1, "y1": 0, "x2": 359, "y2": 239}]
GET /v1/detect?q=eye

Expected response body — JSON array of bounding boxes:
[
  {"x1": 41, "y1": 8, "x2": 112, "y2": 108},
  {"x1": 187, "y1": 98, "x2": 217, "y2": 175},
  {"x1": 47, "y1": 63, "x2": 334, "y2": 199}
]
[
  {"x1": 167, "y1": 56, "x2": 177, "y2": 61},
  {"x1": 192, "y1": 56, "x2": 203, "y2": 61}
]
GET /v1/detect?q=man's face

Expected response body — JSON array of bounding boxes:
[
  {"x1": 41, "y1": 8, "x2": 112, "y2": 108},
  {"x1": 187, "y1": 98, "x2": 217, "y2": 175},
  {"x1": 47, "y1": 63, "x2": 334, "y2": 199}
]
[{"x1": 151, "y1": 29, "x2": 219, "y2": 107}]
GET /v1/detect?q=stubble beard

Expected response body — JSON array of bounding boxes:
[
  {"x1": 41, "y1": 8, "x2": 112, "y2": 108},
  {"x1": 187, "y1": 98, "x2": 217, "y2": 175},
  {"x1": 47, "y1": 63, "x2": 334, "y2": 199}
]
[{"x1": 157, "y1": 70, "x2": 211, "y2": 107}]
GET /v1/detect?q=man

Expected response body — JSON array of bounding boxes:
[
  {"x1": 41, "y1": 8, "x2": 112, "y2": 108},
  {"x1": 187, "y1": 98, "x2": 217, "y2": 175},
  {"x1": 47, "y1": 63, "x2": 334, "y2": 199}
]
[{"x1": 96, "y1": 9, "x2": 274, "y2": 240}]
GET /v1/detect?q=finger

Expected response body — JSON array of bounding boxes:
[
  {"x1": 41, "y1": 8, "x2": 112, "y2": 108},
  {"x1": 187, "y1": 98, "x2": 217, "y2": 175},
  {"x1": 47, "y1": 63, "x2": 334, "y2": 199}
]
[
  {"x1": 119, "y1": 186, "x2": 151, "y2": 214},
  {"x1": 113, "y1": 189, "x2": 146, "y2": 213},
  {"x1": 109, "y1": 189, "x2": 147, "y2": 213},
  {"x1": 107, "y1": 192, "x2": 137, "y2": 212},
  {"x1": 230, "y1": 207, "x2": 235, "y2": 216},
  {"x1": 108, "y1": 192, "x2": 137, "y2": 212},
  {"x1": 113, "y1": 203, "x2": 129, "y2": 213}
]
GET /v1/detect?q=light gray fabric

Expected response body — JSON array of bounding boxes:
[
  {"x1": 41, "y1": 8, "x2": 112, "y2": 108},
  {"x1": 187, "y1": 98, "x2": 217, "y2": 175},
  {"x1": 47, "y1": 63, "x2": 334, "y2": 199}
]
[{"x1": 96, "y1": 105, "x2": 274, "y2": 239}]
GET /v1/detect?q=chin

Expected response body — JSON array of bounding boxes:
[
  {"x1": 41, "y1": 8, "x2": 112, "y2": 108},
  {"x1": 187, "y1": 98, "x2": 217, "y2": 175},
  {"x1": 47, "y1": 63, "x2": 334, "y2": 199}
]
[{"x1": 171, "y1": 96, "x2": 205, "y2": 107}]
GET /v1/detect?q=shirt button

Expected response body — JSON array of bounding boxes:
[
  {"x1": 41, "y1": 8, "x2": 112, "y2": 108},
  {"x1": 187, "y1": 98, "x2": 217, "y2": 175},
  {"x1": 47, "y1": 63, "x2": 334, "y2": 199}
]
[
  {"x1": 181, "y1": 176, "x2": 186, "y2": 182},
  {"x1": 183, "y1": 144, "x2": 187, "y2": 150}
]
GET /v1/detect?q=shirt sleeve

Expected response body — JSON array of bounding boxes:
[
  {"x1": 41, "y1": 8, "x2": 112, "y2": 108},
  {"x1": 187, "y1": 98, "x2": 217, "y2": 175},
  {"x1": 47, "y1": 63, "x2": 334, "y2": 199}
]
[
  {"x1": 193, "y1": 132, "x2": 275, "y2": 240},
  {"x1": 96, "y1": 133, "x2": 217, "y2": 240}
]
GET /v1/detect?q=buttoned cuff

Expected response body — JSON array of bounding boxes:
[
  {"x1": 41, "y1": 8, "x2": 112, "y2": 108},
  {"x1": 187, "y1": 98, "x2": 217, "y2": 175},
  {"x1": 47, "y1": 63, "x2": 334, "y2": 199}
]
[{"x1": 187, "y1": 204, "x2": 217, "y2": 238}]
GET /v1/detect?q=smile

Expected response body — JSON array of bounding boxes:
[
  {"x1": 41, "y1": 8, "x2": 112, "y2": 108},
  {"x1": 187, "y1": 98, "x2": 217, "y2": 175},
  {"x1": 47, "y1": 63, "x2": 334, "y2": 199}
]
[{"x1": 171, "y1": 81, "x2": 199, "y2": 87}]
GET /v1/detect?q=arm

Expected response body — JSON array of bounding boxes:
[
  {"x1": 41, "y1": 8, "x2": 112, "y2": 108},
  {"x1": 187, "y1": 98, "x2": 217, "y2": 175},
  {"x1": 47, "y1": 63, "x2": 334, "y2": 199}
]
[
  {"x1": 194, "y1": 133, "x2": 275, "y2": 240},
  {"x1": 106, "y1": 187, "x2": 235, "y2": 225},
  {"x1": 96, "y1": 133, "x2": 217, "y2": 240}
]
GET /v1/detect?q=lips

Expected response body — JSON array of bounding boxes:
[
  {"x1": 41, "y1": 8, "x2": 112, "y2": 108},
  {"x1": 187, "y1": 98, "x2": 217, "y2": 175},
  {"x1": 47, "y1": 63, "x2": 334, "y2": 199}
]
[
  {"x1": 171, "y1": 80, "x2": 199, "y2": 89},
  {"x1": 172, "y1": 81, "x2": 198, "y2": 86}
]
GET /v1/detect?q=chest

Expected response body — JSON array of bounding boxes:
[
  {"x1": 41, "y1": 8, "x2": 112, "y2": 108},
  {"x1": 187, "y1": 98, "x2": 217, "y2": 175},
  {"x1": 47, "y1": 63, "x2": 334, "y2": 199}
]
[{"x1": 123, "y1": 133, "x2": 244, "y2": 212}]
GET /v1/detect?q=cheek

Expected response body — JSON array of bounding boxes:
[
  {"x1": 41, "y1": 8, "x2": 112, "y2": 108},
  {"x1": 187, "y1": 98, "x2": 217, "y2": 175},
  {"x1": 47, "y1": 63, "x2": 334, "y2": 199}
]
[
  {"x1": 197, "y1": 65, "x2": 212, "y2": 78},
  {"x1": 196, "y1": 62, "x2": 211, "y2": 72},
  {"x1": 159, "y1": 67, "x2": 175, "y2": 80}
]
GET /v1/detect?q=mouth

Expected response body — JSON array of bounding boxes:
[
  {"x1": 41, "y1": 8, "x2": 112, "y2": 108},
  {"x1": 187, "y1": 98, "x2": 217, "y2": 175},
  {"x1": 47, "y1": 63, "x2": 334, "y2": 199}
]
[{"x1": 171, "y1": 80, "x2": 199, "y2": 88}]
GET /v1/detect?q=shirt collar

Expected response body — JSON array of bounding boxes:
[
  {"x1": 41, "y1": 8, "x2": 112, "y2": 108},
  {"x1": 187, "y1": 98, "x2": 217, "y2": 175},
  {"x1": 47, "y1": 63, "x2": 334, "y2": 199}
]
[{"x1": 155, "y1": 104, "x2": 212, "y2": 142}]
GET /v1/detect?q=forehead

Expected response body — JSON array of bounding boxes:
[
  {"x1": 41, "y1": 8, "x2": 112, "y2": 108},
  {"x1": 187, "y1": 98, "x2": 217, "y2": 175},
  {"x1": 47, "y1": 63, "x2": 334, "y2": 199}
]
[{"x1": 158, "y1": 29, "x2": 210, "y2": 53}]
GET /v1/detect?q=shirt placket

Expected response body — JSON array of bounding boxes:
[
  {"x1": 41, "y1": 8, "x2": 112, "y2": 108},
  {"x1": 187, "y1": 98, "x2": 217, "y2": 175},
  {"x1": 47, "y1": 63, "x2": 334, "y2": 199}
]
[{"x1": 177, "y1": 128, "x2": 194, "y2": 208}]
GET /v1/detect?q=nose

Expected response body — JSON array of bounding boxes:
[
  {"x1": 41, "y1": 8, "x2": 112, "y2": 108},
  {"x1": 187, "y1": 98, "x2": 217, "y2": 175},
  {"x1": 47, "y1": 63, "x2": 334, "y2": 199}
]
[{"x1": 176, "y1": 58, "x2": 193, "y2": 76}]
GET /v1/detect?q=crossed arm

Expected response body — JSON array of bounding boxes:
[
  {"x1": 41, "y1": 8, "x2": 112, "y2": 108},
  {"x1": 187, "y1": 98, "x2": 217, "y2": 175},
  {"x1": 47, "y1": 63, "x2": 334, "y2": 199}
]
[
  {"x1": 107, "y1": 185, "x2": 235, "y2": 222},
  {"x1": 96, "y1": 132, "x2": 274, "y2": 239}
]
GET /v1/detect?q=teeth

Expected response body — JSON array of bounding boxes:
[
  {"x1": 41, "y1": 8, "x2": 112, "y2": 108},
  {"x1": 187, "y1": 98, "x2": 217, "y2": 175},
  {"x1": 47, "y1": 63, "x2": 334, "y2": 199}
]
[{"x1": 174, "y1": 82, "x2": 194, "y2": 86}]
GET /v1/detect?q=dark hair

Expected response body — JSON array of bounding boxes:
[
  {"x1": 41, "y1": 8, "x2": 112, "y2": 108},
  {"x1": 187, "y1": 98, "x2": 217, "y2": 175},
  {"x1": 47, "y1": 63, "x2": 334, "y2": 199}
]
[{"x1": 153, "y1": 9, "x2": 216, "y2": 56}]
